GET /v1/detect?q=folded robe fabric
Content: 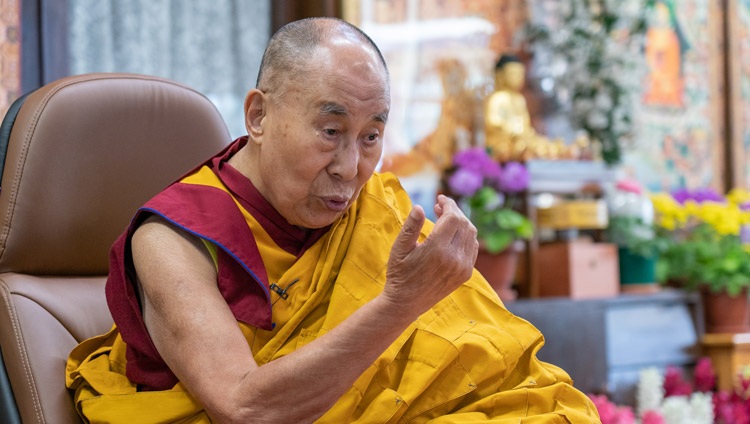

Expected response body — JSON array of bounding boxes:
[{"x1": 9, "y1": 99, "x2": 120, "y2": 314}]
[{"x1": 67, "y1": 138, "x2": 600, "y2": 423}]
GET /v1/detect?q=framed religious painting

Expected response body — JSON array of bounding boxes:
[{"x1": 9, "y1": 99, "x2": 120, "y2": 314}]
[
  {"x1": 342, "y1": 0, "x2": 530, "y2": 218},
  {"x1": 522, "y1": 0, "x2": 727, "y2": 192},
  {"x1": 619, "y1": 0, "x2": 726, "y2": 192},
  {"x1": 728, "y1": 0, "x2": 750, "y2": 189}
]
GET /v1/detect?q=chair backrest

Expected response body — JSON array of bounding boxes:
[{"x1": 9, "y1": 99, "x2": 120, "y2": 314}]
[{"x1": 0, "y1": 73, "x2": 231, "y2": 423}]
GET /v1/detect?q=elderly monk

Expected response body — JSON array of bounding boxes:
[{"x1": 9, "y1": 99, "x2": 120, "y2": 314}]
[{"x1": 66, "y1": 17, "x2": 601, "y2": 423}]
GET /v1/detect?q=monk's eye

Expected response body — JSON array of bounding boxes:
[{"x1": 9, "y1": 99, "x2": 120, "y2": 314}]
[{"x1": 362, "y1": 132, "x2": 380, "y2": 146}]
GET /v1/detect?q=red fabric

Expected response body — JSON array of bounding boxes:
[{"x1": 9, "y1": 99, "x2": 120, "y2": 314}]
[{"x1": 104, "y1": 137, "x2": 327, "y2": 391}]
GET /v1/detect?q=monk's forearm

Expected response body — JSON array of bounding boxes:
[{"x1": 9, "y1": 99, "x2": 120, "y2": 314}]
[{"x1": 228, "y1": 295, "x2": 417, "y2": 423}]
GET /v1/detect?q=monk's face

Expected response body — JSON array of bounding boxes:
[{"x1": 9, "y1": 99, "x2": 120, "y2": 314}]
[{"x1": 251, "y1": 38, "x2": 390, "y2": 229}]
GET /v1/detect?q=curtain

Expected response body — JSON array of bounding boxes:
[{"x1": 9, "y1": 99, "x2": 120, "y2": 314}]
[
  {"x1": 0, "y1": 0, "x2": 21, "y2": 117},
  {"x1": 68, "y1": 0, "x2": 270, "y2": 138}
]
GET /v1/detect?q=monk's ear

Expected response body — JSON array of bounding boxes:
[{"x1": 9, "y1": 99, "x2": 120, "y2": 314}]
[{"x1": 244, "y1": 89, "x2": 266, "y2": 142}]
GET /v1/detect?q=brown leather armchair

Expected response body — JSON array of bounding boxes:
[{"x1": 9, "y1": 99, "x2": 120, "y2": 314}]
[{"x1": 0, "y1": 73, "x2": 231, "y2": 423}]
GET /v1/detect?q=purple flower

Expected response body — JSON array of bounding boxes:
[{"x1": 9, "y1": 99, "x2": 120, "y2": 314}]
[
  {"x1": 671, "y1": 188, "x2": 725, "y2": 204},
  {"x1": 453, "y1": 147, "x2": 502, "y2": 181},
  {"x1": 497, "y1": 162, "x2": 530, "y2": 193},
  {"x1": 693, "y1": 188, "x2": 725, "y2": 203},
  {"x1": 453, "y1": 147, "x2": 491, "y2": 169},
  {"x1": 671, "y1": 188, "x2": 692, "y2": 204},
  {"x1": 481, "y1": 160, "x2": 504, "y2": 184},
  {"x1": 448, "y1": 168, "x2": 483, "y2": 197}
]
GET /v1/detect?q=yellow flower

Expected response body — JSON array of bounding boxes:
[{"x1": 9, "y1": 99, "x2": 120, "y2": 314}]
[
  {"x1": 650, "y1": 193, "x2": 688, "y2": 229},
  {"x1": 680, "y1": 199, "x2": 748, "y2": 236},
  {"x1": 727, "y1": 188, "x2": 750, "y2": 205}
]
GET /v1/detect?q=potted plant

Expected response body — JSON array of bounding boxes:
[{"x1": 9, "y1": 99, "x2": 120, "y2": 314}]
[
  {"x1": 650, "y1": 188, "x2": 750, "y2": 333},
  {"x1": 606, "y1": 179, "x2": 670, "y2": 291},
  {"x1": 443, "y1": 147, "x2": 534, "y2": 300}
]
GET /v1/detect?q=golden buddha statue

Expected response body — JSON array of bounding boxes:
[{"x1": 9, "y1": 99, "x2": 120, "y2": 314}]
[{"x1": 485, "y1": 54, "x2": 577, "y2": 162}]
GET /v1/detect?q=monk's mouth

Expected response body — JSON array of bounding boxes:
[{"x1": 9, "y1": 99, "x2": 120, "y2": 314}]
[{"x1": 322, "y1": 197, "x2": 349, "y2": 212}]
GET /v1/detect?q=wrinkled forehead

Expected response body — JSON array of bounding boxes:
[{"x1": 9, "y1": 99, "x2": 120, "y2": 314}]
[
  {"x1": 314, "y1": 36, "x2": 389, "y2": 85},
  {"x1": 264, "y1": 28, "x2": 390, "y2": 109}
]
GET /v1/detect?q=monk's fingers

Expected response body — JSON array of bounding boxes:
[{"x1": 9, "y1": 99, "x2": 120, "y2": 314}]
[
  {"x1": 429, "y1": 196, "x2": 468, "y2": 243},
  {"x1": 391, "y1": 206, "x2": 426, "y2": 261}
]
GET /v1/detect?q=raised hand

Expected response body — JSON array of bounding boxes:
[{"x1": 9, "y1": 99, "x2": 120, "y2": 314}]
[{"x1": 382, "y1": 195, "x2": 478, "y2": 315}]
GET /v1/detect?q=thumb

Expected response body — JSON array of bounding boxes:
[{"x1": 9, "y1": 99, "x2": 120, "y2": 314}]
[{"x1": 390, "y1": 206, "x2": 425, "y2": 261}]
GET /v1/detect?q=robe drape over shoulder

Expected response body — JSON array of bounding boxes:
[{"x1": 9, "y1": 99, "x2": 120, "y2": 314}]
[{"x1": 66, "y1": 137, "x2": 601, "y2": 423}]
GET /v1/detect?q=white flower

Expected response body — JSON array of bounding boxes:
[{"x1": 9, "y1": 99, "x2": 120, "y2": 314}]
[
  {"x1": 611, "y1": 107, "x2": 631, "y2": 135},
  {"x1": 586, "y1": 111, "x2": 609, "y2": 130},
  {"x1": 595, "y1": 92, "x2": 614, "y2": 110},
  {"x1": 637, "y1": 367, "x2": 664, "y2": 416},
  {"x1": 620, "y1": 0, "x2": 643, "y2": 20},
  {"x1": 523, "y1": 0, "x2": 649, "y2": 163},
  {"x1": 688, "y1": 392, "x2": 714, "y2": 424},
  {"x1": 660, "y1": 396, "x2": 692, "y2": 424},
  {"x1": 559, "y1": 2, "x2": 572, "y2": 17},
  {"x1": 573, "y1": 98, "x2": 595, "y2": 115},
  {"x1": 656, "y1": 393, "x2": 714, "y2": 424}
]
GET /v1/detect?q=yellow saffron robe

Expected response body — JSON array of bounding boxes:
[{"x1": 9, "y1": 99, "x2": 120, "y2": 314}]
[{"x1": 67, "y1": 151, "x2": 600, "y2": 423}]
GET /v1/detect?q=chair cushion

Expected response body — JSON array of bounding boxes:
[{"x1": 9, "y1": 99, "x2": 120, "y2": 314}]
[{"x1": 0, "y1": 274, "x2": 111, "y2": 423}]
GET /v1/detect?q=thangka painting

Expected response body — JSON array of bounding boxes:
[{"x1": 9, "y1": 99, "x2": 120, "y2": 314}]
[
  {"x1": 0, "y1": 0, "x2": 21, "y2": 117},
  {"x1": 729, "y1": 0, "x2": 750, "y2": 189},
  {"x1": 342, "y1": 0, "x2": 529, "y2": 218},
  {"x1": 620, "y1": 0, "x2": 725, "y2": 192}
]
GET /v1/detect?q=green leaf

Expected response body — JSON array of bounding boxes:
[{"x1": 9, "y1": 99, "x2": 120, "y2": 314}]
[{"x1": 484, "y1": 231, "x2": 513, "y2": 254}]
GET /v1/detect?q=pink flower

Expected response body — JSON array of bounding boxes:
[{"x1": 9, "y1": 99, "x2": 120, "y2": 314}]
[
  {"x1": 738, "y1": 372, "x2": 750, "y2": 396},
  {"x1": 693, "y1": 357, "x2": 716, "y2": 392},
  {"x1": 663, "y1": 366, "x2": 693, "y2": 397},
  {"x1": 587, "y1": 394, "x2": 635, "y2": 424},
  {"x1": 641, "y1": 410, "x2": 665, "y2": 424},
  {"x1": 714, "y1": 390, "x2": 750, "y2": 424}
]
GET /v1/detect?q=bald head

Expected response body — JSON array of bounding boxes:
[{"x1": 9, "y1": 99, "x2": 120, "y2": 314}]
[{"x1": 256, "y1": 18, "x2": 388, "y2": 96}]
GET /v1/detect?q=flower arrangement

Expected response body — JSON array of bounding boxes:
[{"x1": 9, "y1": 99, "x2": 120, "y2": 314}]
[
  {"x1": 444, "y1": 147, "x2": 533, "y2": 254},
  {"x1": 589, "y1": 356, "x2": 750, "y2": 424},
  {"x1": 650, "y1": 188, "x2": 750, "y2": 295},
  {"x1": 606, "y1": 179, "x2": 667, "y2": 260},
  {"x1": 519, "y1": 0, "x2": 654, "y2": 165}
]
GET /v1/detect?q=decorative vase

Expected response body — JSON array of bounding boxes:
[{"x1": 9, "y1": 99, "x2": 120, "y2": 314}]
[
  {"x1": 474, "y1": 241, "x2": 522, "y2": 302},
  {"x1": 700, "y1": 287, "x2": 750, "y2": 334}
]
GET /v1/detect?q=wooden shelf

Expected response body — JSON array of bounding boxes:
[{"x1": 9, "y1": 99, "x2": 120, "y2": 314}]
[{"x1": 521, "y1": 160, "x2": 617, "y2": 298}]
